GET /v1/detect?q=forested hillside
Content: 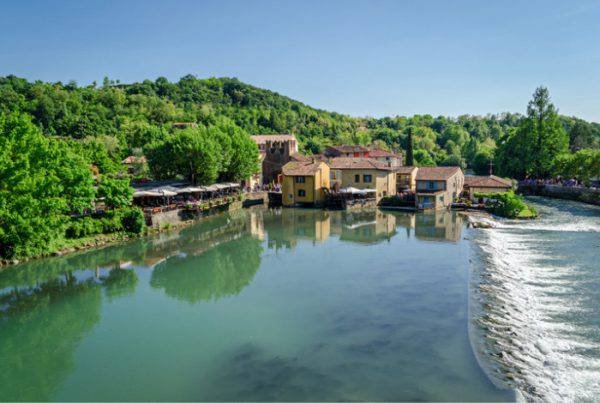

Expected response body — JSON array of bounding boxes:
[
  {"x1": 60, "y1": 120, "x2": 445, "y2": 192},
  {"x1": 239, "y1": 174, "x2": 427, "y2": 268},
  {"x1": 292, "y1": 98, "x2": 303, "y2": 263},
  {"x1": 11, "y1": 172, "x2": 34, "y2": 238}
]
[{"x1": 1, "y1": 74, "x2": 598, "y2": 176}]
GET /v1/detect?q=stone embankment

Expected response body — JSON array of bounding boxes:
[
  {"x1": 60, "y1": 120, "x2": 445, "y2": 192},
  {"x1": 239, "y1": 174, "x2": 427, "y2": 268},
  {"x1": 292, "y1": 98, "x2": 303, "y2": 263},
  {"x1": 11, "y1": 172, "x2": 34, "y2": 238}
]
[{"x1": 518, "y1": 184, "x2": 600, "y2": 206}]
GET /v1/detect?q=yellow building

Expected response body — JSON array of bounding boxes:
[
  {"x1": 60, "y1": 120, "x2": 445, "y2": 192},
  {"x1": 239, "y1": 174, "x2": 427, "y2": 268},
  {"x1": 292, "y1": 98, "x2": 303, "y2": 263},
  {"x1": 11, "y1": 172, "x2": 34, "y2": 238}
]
[
  {"x1": 282, "y1": 160, "x2": 330, "y2": 207},
  {"x1": 328, "y1": 158, "x2": 396, "y2": 201},
  {"x1": 396, "y1": 166, "x2": 418, "y2": 192}
]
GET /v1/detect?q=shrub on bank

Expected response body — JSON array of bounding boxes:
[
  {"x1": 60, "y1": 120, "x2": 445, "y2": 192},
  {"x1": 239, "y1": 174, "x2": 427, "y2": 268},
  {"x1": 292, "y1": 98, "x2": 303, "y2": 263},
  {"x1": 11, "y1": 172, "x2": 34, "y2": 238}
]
[
  {"x1": 475, "y1": 190, "x2": 538, "y2": 219},
  {"x1": 118, "y1": 207, "x2": 145, "y2": 234},
  {"x1": 66, "y1": 207, "x2": 145, "y2": 239}
]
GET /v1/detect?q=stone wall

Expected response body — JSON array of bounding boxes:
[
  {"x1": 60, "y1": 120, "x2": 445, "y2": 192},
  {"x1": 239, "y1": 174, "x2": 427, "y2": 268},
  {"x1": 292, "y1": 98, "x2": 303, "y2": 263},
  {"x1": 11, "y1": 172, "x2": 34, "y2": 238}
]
[
  {"x1": 518, "y1": 184, "x2": 600, "y2": 206},
  {"x1": 149, "y1": 201, "x2": 244, "y2": 230}
]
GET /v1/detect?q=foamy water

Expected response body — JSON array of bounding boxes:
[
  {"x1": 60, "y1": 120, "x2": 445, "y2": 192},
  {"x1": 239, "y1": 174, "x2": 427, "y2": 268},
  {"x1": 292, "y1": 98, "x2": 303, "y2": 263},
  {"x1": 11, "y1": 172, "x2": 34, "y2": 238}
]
[{"x1": 469, "y1": 197, "x2": 600, "y2": 402}]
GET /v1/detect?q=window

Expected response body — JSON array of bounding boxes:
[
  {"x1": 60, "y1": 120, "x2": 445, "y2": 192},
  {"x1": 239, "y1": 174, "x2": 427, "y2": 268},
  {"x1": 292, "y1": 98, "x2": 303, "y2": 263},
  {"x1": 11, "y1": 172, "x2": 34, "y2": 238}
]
[
  {"x1": 363, "y1": 174, "x2": 372, "y2": 183},
  {"x1": 295, "y1": 176, "x2": 306, "y2": 183},
  {"x1": 298, "y1": 189, "x2": 306, "y2": 197},
  {"x1": 355, "y1": 174, "x2": 360, "y2": 183},
  {"x1": 428, "y1": 181, "x2": 434, "y2": 189}
]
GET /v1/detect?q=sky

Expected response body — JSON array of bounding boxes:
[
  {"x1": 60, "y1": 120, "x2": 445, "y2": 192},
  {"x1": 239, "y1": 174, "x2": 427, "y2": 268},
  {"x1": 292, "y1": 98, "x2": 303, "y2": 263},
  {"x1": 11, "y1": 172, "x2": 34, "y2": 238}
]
[{"x1": 1, "y1": 0, "x2": 599, "y2": 121}]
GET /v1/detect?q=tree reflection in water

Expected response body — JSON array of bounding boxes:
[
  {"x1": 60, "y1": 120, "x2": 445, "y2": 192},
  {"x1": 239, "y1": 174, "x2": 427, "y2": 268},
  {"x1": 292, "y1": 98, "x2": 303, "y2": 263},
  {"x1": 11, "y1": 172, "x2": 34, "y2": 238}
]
[
  {"x1": 150, "y1": 235, "x2": 263, "y2": 303},
  {"x1": 0, "y1": 274, "x2": 102, "y2": 401}
]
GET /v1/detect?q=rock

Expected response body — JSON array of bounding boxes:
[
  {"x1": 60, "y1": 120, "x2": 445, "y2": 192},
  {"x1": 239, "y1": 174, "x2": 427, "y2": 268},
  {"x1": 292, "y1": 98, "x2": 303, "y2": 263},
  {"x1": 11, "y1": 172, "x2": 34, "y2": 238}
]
[
  {"x1": 52, "y1": 251, "x2": 62, "y2": 257},
  {"x1": 11, "y1": 259, "x2": 19, "y2": 265},
  {"x1": 472, "y1": 221, "x2": 493, "y2": 229}
]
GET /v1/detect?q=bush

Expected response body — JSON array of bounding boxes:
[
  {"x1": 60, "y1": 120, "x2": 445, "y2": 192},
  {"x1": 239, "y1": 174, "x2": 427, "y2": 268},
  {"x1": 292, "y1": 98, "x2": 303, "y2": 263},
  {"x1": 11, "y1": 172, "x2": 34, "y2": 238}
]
[
  {"x1": 99, "y1": 211, "x2": 123, "y2": 233},
  {"x1": 118, "y1": 207, "x2": 145, "y2": 234},
  {"x1": 475, "y1": 190, "x2": 538, "y2": 219},
  {"x1": 65, "y1": 217, "x2": 103, "y2": 238}
]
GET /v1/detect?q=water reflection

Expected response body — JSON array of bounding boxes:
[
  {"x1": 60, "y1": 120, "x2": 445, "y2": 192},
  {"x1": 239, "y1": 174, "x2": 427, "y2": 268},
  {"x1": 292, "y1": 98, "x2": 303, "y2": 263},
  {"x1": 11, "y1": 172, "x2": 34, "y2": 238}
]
[
  {"x1": 0, "y1": 274, "x2": 102, "y2": 401},
  {"x1": 263, "y1": 208, "x2": 462, "y2": 249},
  {"x1": 150, "y1": 235, "x2": 263, "y2": 303},
  {"x1": 0, "y1": 207, "x2": 468, "y2": 401}
]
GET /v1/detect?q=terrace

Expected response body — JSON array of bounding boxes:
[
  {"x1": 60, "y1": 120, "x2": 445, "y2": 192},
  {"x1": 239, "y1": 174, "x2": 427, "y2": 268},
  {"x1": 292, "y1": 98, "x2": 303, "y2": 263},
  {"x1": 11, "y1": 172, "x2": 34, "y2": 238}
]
[{"x1": 132, "y1": 182, "x2": 242, "y2": 216}]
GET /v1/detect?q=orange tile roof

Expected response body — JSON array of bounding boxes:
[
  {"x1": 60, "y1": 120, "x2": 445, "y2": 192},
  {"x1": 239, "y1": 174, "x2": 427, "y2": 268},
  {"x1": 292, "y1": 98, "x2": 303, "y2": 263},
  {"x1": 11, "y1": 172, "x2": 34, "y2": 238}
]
[
  {"x1": 464, "y1": 175, "x2": 512, "y2": 188},
  {"x1": 416, "y1": 166, "x2": 462, "y2": 181},
  {"x1": 326, "y1": 145, "x2": 369, "y2": 153},
  {"x1": 368, "y1": 149, "x2": 401, "y2": 158},
  {"x1": 396, "y1": 166, "x2": 418, "y2": 174},
  {"x1": 282, "y1": 161, "x2": 324, "y2": 176},
  {"x1": 328, "y1": 157, "x2": 393, "y2": 170}
]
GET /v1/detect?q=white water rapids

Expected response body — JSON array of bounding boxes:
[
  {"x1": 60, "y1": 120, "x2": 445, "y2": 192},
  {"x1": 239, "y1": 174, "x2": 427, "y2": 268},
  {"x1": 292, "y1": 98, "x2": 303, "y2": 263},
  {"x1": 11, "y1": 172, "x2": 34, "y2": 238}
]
[{"x1": 469, "y1": 197, "x2": 600, "y2": 402}]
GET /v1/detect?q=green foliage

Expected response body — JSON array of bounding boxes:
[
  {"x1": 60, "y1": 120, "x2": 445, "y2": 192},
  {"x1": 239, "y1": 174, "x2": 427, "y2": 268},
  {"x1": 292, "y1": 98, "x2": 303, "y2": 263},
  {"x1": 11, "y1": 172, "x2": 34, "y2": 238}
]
[
  {"x1": 65, "y1": 217, "x2": 104, "y2": 238},
  {"x1": 413, "y1": 149, "x2": 436, "y2": 166},
  {"x1": 118, "y1": 207, "x2": 145, "y2": 234},
  {"x1": 0, "y1": 112, "x2": 95, "y2": 259},
  {"x1": 472, "y1": 149, "x2": 494, "y2": 175},
  {"x1": 496, "y1": 87, "x2": 569, "y2": 178},
  {"x1": 475, "y1": 190, "x2": 538, "y2": 219},
  {"x1": 552, "y1": 149, "x2": 600, "y2": 186},
  {"x1": 1, "y1": 75, "x2": 597, "y2": 179},
  {"x1": 145, "y1": 127, "x2": 220, "y2": 184},
  {"x1": 97, "y1": 177, "x2": 133, "y2": 208}
]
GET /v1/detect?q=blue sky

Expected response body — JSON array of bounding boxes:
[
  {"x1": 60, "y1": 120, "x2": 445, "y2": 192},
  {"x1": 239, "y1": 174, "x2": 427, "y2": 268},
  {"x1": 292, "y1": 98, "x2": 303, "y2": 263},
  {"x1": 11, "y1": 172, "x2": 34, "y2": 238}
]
[{"x1": 1, "y1": 0, "x2": 599, "y2": 121}]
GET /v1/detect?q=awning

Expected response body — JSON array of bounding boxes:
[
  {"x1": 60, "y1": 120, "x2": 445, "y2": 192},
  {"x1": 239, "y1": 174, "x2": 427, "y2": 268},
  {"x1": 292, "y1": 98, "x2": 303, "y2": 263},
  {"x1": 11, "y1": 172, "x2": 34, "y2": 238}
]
[{"x1": 339, "y1": 187, "x2": 376, "y2": 195}]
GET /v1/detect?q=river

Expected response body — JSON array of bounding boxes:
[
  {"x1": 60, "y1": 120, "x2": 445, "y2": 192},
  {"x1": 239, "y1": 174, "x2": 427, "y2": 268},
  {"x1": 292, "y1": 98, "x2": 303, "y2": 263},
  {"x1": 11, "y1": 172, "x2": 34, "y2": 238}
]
[
  {"x1": 469, "y1": 197, "x2": 600, "y2": 401},
  {"x1": 1, "y1": 200, "x2": 593, "y2": 401}
]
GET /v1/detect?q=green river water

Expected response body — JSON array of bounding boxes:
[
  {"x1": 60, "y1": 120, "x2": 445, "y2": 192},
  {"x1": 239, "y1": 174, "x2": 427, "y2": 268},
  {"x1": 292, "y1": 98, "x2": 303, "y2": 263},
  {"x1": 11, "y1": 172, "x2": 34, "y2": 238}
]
[{"x1": 0, "y1": 208, "x2": 513, "y2": 401}]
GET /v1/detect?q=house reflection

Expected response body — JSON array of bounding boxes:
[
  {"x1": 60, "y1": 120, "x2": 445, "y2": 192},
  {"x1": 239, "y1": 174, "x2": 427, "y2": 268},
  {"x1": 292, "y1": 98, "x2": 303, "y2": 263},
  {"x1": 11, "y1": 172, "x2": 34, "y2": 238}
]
[
  {"x1": 414, "y1": 210, "x2": 463, "y2": 242},
  {"x1": 265, "y1": 208, "x2": 331, "y2": 250},
  {"x1": 264, "y1": 208, "x2": 399, "y2": 248},
  {"x1": 335, "y1": 210, "x2": 397, "y2": 245}
]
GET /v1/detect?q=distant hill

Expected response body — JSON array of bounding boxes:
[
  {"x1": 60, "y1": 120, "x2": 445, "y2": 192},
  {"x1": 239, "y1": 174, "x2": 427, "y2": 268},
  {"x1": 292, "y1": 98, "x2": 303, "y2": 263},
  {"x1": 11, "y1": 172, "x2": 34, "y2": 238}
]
[{"x1": 1, "y1": 74, "x2": 598, "y2": 167}]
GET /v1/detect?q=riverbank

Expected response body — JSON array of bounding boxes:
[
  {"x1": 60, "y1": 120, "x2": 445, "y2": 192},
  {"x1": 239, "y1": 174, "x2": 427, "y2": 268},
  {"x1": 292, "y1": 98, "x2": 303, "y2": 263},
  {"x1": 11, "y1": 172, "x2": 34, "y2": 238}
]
[{"x1": 518, "y1": 183, "x2": 600, "y2": 206}]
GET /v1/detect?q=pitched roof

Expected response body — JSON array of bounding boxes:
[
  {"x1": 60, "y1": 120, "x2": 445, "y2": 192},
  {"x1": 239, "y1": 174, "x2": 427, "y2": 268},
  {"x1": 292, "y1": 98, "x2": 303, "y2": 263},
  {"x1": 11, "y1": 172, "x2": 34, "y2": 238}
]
[
  {"x1": 396, "y1": 166, "x2": 418, "y2": 174},
  {"x1": 416, "y1": 166, "x2": 462, "y2": 181},
  {"x1": 326, "y1": 145, "x2": 369, "y2": 154},
  {"x1": 464, "y1": 175, "x2": 512, "y2": 188},
  {"x1": 289, "y1": 153, "x2": 313, "y2": 162},
  {"x1": 328, "y1": 157, "x2": 393, "y2": 170},
  {"x1": 368, "y1": 149, "x2": 401, "y2": 158},
  {"x1": 251, "y1": 134, "x2": 297, "y2": 144},
  {"x1": 282, "y1": 161, "x2": 324, "y2": 176}
]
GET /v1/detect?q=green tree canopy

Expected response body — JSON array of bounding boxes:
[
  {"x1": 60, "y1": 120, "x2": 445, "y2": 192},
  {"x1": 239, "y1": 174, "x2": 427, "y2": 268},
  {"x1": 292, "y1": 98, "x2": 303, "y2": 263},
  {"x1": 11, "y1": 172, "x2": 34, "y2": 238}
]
[
  {"x1": 145, "y1": 127, "x2": 220, "y2": 184},
  {"x1": 0, "y1": 112, "x2": 95, "y2": 258}
]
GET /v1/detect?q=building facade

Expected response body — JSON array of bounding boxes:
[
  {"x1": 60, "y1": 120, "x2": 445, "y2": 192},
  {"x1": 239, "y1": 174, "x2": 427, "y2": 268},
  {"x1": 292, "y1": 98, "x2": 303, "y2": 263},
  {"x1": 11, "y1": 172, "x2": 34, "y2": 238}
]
[
  {"x1": 328, "y1": 158, "x2": 396, "y2": 202},
  {"x1": 367, "y1": 149, "x2": 403, "y2": 169},
  {"x1": 463, "y1": 175, "x2": 513, "y2": 200},
  {"x1": 324, "y1": 145, "x2": 370, "y2": 159},
  {"x1": 396, "y1": 166, "x2": 418, "y2": 192},
  {"x1": 281, "y1": 160, "x2": 330, "y2": 207},
  {"x1": 251, "y1": 134, "x2": 299, "y2": 184},
  {"x1": 415, "y1": 166, "x2": 464, "y2": 209}
]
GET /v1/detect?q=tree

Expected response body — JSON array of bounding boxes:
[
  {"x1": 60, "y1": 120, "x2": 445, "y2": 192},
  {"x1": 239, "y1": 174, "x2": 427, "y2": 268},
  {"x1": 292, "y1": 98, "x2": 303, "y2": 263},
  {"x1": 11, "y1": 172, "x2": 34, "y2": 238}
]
[
  {"x1": 472, "y1": 149, "x2": 494, "y2": 175},
  {"x1": 406, "y1": 127, "x2": 414, "y2": 166},
  {"x1": 496, "y1": 87, "x2": 568, "y2": 178},
  {"x1": 525, "y1": 87, "x2": 569, "y2": 177},
  {"x1": 0, "y1": 112, "x2": 95, "y2": 258},
  {"x1": 145, "y1": 127, "x2": 220, "y2": 185},
  {"x1": 413, "y1": 149, "x2": 436, "y2": 166},
  {"x1": 97, "y1": 177, "x2": 133, "y2": 209},
  {"x1": 569, "y1": 120, "x2": 594, "y2": 151},
  {"x1": 552, "y1": 149, "x2": 600, "y2": 186},
  {"x1": 226, "y1": 127, "x2": 260, "y2": 181}
]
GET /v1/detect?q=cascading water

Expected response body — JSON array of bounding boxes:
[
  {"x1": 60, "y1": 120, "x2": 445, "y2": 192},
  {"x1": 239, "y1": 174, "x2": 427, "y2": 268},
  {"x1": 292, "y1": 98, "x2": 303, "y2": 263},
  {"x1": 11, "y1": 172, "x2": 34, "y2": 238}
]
[{"x1": 469, "y1": 197, "x2": 600, "y2": 402}]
